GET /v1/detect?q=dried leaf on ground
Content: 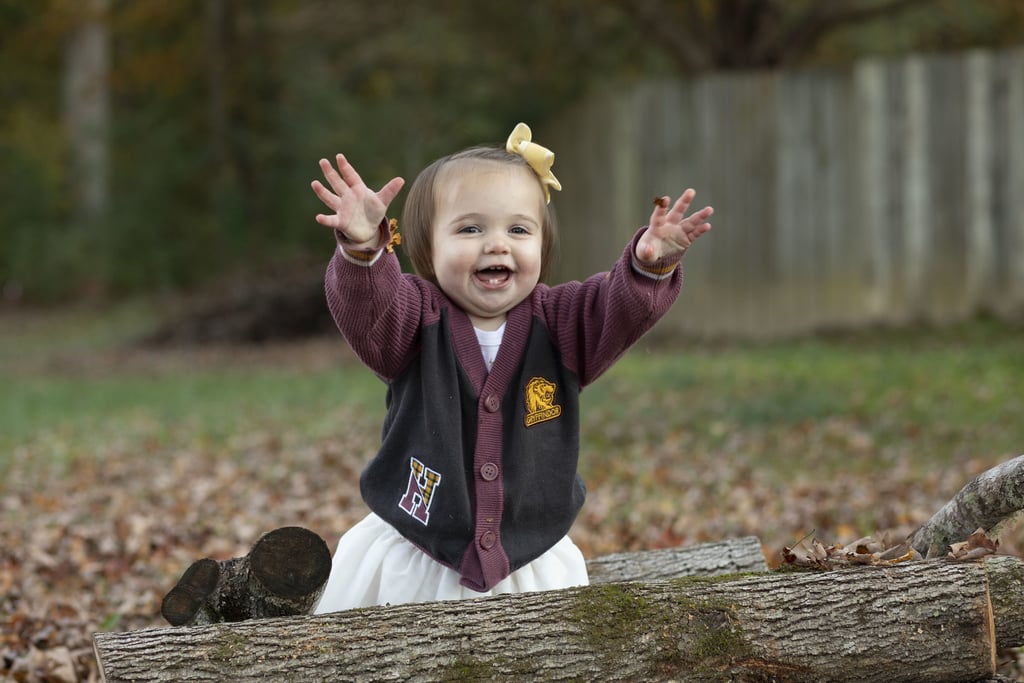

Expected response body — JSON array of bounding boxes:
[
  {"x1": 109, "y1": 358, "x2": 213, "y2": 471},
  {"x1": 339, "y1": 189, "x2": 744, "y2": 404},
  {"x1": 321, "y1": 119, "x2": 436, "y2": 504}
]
[
  {"x1": 782, "y1": 532, "x2": 924, "y2": 570},
  {"x1": 948, "y1": 528, "x2": 1000, "y2": 561},
  {"x1": 780, "y1": 527, "x2": 1008, "y2": 570}
]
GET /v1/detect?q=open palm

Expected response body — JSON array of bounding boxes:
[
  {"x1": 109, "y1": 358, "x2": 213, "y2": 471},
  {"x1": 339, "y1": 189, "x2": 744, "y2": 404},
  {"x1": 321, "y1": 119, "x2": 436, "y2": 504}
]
[
  {"x1": 311, "y1": 153, "x2": 405, "y2": 246},
  {"x1": 636, "y1": 189, "x2": 713, "y2": 263}
]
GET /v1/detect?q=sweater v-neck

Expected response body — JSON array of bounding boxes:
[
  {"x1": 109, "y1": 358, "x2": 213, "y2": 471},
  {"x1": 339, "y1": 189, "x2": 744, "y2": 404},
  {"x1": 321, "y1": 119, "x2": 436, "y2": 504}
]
[{"x1": 448, "y1": 297, "x2": 532, "y2": 398}]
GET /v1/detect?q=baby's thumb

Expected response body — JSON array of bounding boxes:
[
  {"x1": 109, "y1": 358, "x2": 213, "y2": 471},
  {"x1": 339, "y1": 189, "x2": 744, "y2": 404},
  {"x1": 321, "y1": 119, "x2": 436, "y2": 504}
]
[
  {"x1": 378, "y1": 177, "x2": 406, "y2": 206},
  {"x1": 636, "y1": 235, "x2": 658, "y2": 263}
]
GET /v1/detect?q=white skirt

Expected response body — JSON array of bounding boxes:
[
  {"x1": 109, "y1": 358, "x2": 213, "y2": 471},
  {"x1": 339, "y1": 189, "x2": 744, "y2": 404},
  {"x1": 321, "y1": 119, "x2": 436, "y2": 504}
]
[{"x1": 314, "y1": 513, "x2": 589, "y2": 614}]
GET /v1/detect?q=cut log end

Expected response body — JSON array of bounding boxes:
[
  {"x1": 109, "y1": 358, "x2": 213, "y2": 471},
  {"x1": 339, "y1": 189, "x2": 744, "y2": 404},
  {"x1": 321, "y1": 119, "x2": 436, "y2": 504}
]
[
  {"x1": 250, "y1": 526, "x2": 331, "y2": 599},
  {"x1": 160, "y1": 527, "x2": 333, "y2": 627},
  {"x1": 160, "y1": 558, "x2": 220, "y2": 626}
]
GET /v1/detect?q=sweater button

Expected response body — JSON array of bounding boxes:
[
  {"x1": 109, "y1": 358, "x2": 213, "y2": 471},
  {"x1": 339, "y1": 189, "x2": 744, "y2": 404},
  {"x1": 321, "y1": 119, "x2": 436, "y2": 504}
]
[
  {"x1": 479, "y1": 530, "x2": 496, "y2": 550},
  {"x1": 483, "y1": 394, "x2": 500, "y2": 412},
  {"x1": 480, "y1": 462, "x2": 499, "y2": 481}
]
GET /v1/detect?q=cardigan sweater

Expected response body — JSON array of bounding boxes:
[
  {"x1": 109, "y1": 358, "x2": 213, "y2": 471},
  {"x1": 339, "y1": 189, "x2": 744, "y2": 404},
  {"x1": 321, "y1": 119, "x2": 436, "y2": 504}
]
[{"x1": 325, "y1": 229, "x2": 683, "y2": 591}]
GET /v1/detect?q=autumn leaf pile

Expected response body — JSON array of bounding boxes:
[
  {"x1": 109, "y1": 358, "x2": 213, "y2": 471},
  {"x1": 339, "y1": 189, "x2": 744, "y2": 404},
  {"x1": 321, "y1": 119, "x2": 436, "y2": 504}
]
[
  {"x1": 780, "y1": 527, "x2": 1003, "y2": 571},
  {"x1": 3, "y1": 333, "x2": 1023, "y2": 681}
]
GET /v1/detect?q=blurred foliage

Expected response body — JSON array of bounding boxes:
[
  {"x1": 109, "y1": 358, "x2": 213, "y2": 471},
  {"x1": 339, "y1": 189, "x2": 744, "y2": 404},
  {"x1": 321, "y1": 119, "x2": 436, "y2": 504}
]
[{"x1": 1, "y1": 0, "x2": 1022, "y2": 303}]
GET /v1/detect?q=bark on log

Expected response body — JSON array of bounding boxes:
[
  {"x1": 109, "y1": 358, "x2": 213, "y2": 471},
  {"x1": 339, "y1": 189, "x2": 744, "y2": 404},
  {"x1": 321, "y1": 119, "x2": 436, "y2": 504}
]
[
  {"x1": 910, "y1": 454, "x2": 1024, "y2": 558},
  {"x1": 586, "y1": 535, "x2": 767, "y2": 583},
  {"x1": 160, "y1": 526, "x2": 331, "y2": 626},
  {"x1": 989, "y1": 555, "x2": 1024, "y2": 651},
  {"x1": 95, "y1": 555, "x2": 1024, "y2": 683}
]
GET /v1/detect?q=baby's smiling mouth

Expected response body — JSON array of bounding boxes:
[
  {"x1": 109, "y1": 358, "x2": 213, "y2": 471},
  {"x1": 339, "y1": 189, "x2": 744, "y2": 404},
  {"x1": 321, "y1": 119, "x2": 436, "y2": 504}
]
[{"x1": 475, "y1": 266, "x2": 512, "y2": 286}]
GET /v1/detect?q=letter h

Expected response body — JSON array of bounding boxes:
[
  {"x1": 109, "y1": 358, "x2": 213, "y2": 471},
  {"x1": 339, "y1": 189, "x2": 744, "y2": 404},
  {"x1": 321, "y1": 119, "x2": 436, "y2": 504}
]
[{"x1": 398, "y1": 457, "x2": 442, "y2": 526}]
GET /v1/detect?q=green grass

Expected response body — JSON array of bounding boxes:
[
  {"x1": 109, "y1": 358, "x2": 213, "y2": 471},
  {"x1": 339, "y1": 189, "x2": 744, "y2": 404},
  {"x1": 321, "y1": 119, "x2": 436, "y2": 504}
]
[
  {"x1": 0, "y1": 299, "x2": 157, "y2": 360},
  {"x1": 0, "y1": 301, "x2": 385, "y2": 466},
  {"x1": 580, "y1": 318, "x2": 1023, "y2": 475},
  {"x1": 4, "y1": 367, "x2": 383, "y2": 456},
  {"x1": 2, "y1": 304, "x2": 1022, "y2": 480}
]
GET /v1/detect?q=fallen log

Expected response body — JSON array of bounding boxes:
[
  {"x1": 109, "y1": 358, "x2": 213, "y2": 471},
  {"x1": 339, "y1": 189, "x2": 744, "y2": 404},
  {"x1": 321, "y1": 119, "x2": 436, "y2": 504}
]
[
  {"x1": 586, "y1": 535, "x2": 767, "y2": 583},
  {"x1": 911, "y1": 454, "x2": 1024, "y2": 558},
  {"x1": 94, "y1": 554, "x2": 1024, "y2": 682}
]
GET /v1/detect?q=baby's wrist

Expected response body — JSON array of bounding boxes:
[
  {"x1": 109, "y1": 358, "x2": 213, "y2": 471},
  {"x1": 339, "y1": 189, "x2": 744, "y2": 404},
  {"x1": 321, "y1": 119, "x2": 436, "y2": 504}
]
[
  {"x1": 335, "y1": 230, "x2": 379, "y2": 251},
  {"x1": 631, "y1": 229, "x2": 680, "y2": 279},
  {"x1": 335, "y1": 218, "x2": 390, "y2": 252}
]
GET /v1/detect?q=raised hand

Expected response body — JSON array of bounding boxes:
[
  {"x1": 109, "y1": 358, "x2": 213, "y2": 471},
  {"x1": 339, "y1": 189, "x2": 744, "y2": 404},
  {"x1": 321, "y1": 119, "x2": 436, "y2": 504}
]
[
  {"x1": 311, "y1": 154, "x2": 405, "y2": 247},
  {"x1": 635, "y1": 189, "x2": 713, "y2": 263}
]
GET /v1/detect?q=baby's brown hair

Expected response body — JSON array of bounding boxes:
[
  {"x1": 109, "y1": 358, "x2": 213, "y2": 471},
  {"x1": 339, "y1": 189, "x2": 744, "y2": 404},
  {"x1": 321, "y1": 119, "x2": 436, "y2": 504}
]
[{"x1": 401, "y1": 146, "x2": 559, "y2": 283}]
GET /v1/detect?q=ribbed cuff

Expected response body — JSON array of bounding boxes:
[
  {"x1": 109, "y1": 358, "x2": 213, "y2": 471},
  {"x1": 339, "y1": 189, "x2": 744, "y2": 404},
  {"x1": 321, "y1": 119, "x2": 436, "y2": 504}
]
[
  {"x1": 631, "y1": 254, "x2": 679, "y2": 280},
  {"x1": 334, "y1": 217, "x2": 392, "y2": 267},
  {"x1": 338, "y1": 245, "x2": 383, "y2": 266}
]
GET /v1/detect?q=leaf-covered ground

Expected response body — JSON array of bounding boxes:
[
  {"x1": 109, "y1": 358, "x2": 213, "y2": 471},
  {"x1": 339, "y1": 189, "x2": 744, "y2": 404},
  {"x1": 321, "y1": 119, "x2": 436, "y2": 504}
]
[{"x1": 2, "y1": 308, "x2": 1023, "y2": 681}]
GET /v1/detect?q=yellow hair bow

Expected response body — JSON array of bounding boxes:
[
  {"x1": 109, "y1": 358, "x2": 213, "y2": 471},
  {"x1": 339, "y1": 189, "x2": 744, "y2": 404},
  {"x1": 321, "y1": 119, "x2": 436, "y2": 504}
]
[{"x1": 506, "y1": 122, "x2": 562, "y2": 203}]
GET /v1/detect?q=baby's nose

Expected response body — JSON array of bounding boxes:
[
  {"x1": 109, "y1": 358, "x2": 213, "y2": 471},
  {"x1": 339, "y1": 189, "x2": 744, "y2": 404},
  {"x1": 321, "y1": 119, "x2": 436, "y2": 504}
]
[{"x1": 484, "y1": 236, "x2": 510, "y2": 253}]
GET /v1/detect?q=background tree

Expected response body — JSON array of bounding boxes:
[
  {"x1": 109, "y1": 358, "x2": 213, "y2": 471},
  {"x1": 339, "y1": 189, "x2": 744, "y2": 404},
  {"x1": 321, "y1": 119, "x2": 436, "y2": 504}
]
[
  {"x1": 1, "y1": 0, "x2": 1022, "y2": 308},
  {"x1": 63, "y1": 0, "x2": 109, "y2": 230}
]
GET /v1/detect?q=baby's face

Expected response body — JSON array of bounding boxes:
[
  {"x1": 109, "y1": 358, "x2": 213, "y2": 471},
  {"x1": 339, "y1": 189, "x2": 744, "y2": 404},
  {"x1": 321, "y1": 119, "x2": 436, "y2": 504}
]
[{"x1": 431, "y1": 162, "x2": 545, "y2": 331}]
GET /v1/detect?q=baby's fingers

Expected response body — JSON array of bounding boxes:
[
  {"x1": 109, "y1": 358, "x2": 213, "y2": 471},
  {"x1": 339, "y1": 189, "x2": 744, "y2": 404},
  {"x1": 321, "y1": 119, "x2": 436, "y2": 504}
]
[
  {"x1": 667, "y1": 189, "x2": 696, "y2": 221},
  {"x1": 314, "y1": 213, "x2": 338, "y2": 229},
  {"x1": 684, "y1": 204, "x2": 714, "y2": 227},
  {"x1": 649, "y1": 195, "x2": 669, "y2": 225},
  {"x1": 310, "y1": 176, "x2": 351, "y2": 230},
  {"x1": 377, "y1": 176, "x2": 406, "y2": 207},
  {"x1": 683, "y1": 208, "x2": 714, "y2": 245},
  {"x1": 317, "y1": 158, "x2": 342, "y2": 193},
  {"x1": 317, "y1": 154, "x2": 362, "y2": 196},
  {"x1": 311, "y1": 178, "x2": 339, "y2": 207},
  {"x1": 333, "y1": 153, "x2": 367, "y2": 190}
]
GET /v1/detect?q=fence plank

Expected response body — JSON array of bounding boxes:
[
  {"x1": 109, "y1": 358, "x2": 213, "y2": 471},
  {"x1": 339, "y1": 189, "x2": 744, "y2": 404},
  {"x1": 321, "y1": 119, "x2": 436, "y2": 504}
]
[
  {"x1": 966, "y1": 51, "x2": 997, "y2": 307},
  {"x1": 545, "y1": 47, "x2": 1023, "y2": 338},
  {"x1": 1006, "y1": 49, "x2": 1024, "y2": 312}
]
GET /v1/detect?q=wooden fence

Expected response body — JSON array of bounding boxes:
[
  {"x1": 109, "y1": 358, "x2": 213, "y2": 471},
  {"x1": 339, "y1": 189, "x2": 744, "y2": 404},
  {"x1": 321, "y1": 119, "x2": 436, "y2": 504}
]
[{"x1": 545, "y1": 47, "x2": 1024, "y2": 338}]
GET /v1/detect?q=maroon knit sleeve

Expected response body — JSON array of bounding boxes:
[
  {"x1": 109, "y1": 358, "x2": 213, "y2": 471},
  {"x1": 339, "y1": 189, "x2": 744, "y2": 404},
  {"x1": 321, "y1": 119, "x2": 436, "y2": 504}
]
[
  {"x1": 538, "y1": 228, "x2": 682, "y2": 387},
  {"x1": 324, "y1": 247, "x2": 438, "y2": 380}
]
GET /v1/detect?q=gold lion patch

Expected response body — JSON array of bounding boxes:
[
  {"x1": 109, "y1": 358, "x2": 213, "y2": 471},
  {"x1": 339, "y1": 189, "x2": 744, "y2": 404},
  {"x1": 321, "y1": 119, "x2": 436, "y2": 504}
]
[{"x1": 524, "y1": 377, "x2": 562, "y2": 427}]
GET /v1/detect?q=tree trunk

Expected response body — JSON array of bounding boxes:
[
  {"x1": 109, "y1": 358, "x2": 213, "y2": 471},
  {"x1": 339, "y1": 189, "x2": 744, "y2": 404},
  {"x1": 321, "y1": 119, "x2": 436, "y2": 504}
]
[
  {"x1": 160, "y1": 526, "x2": 331, "y2": 626},
  {"x1": 95, "y1": 555, "x2": 1023, "y2": 683},
  {"x1": 204, "y1": 0, "x2": 229, "y2": 177},
  {"x1": 910, "y1": 454, "x2": 1024, "y2": 558},
  {"x1": 62, "y1": 0, "x2": 110, "y2": 227}
]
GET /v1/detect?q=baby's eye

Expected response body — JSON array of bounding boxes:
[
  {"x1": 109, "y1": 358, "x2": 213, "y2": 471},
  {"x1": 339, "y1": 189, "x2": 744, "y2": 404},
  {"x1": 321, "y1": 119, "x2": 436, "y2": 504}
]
[
  {"x1": 509, "y1": 225, "x2": 530, "y2": 235},
  {"x1": 458, "y1": 225, "x2": 482, "y2": 234}
]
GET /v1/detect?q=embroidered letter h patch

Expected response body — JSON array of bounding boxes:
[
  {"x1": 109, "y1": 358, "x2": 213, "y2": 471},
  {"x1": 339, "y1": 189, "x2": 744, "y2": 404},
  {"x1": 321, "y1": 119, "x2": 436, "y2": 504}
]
[{"x1": 398, "y1": 457, "x2": 442, "y2": 526}]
